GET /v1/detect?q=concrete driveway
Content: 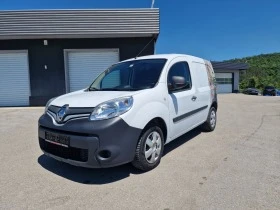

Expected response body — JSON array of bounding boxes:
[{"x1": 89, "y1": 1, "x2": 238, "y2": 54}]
[{"x1": 0, "y1": 94, "x2": 279, "y2": 210}]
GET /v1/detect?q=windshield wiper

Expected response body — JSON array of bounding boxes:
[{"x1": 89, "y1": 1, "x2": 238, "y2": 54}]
[
  {"x1": 89, "y1": 87, "x2": 145, "y2": 91},
  {"x1": 99, "y1": 88, "x2": 123, "y2": 91},
  {"x1": 88, "y1": 87, "x2": 100, "y2": 91},
  {"x1": 121, "y1": 87, "x2": 152, "y2": 91}
]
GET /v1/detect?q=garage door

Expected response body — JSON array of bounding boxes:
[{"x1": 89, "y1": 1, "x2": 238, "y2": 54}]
[
  {"x1": 66, "y1": 49, "x2": 119, "y2": 92},
  {"x1": 215, "y1": 73, "x2": 233, "y2": 93},
  {"x1": 0, "y1": 51, "x2": 30, "y2": 106}
]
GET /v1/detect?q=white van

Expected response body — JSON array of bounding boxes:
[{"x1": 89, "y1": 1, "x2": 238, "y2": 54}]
[{"x1": 39, "y1": 54, "x2": 217, "y2": 171}]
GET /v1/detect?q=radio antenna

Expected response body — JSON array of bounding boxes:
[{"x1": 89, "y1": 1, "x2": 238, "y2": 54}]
[
  {"x1": 135, "y1": 36, "x2": 155, "y2": 59},
  {"x1": 151, "y1": 0, "x2": 155, "y2": 8}
]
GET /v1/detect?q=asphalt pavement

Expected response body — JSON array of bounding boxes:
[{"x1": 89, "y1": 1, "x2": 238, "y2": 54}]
[{"x1": 0, "y1": 94, "x2": 279, "y2": 210}]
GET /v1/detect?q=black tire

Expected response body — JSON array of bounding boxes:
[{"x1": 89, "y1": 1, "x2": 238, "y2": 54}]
[
  {"x1": 201, "y1": 107, "x2": 217, "y2": 132},
  {"x1": 132, "y1": 126, "x2": 164, "y2": 171}
]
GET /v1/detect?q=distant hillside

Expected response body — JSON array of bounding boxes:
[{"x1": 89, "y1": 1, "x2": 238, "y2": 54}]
[{"x1": 226, "y1": 53, "x2": 280, "y2": 90}]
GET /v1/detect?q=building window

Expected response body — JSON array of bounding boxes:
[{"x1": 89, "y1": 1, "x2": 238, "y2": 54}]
[{"x1": 216, "y1": 78, "x2": 232, "y2": 84}]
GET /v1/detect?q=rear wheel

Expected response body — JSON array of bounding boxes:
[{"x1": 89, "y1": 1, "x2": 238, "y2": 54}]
[
  {"x1": 201, "y1": 107, "x2": 217, "y2": 132},
  {"x1": 132, "y1": 126, "x2": 164, "y2": 171}
]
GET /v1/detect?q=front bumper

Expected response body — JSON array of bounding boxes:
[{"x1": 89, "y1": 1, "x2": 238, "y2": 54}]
[{"x1": 38, "y1": 114, "x2": 142, "y2": 168}]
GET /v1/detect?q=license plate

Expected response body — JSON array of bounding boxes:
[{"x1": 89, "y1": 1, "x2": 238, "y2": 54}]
[{"x1": 45, "y1": 131, "x2": 70, "y2": 147}]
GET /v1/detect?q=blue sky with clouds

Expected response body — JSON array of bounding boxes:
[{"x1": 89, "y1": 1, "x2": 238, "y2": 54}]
[{"x1": 1, "y1": 0, "x2": 280, "y2": 61}]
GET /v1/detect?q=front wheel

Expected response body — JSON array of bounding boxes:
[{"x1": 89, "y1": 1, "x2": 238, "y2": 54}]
[
  {"x1": 132, "y1": 126, "x2": 164, "y2": 171},
  {"x1": 201, "y1": 107, "x2": 217, "y2": 132}
]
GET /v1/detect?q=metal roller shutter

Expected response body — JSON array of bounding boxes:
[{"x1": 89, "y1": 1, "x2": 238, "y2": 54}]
[
  {"x1": 215, "y1": 73, "x2": 233, "y2": 93},
  {"x1": 66, "y1": 49, "x2": 119, "y2": 92},
  {"x1": 0, "y1": 51, "x2": 30, "y2": 106}
]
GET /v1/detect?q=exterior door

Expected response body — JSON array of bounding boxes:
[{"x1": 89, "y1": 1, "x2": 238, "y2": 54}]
[
  {"x1": 191, "y1": 62, "x2": 212, "y2": 123},
  {"x1": 66, "y1": 49, "x2": 119, "y2": 92},
  {"x1": 167, "y1": 59, "x2": 197, "y2": 140},
  {"x1": 0, "y1": 51, "x2": 30, "y2": 106},
  {"x1": 215, "y1": 73, "x2": 233, "y2": 93}
]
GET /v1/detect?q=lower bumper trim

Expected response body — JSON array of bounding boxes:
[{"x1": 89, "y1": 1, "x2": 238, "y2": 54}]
[{"x1": 39, "y1": 138, "x2": 88, "y2": 162}]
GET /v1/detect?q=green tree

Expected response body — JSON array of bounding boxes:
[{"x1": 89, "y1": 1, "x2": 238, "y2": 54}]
[{"x1": 226, "y1": 53, "x2": 280, "y2": 90}]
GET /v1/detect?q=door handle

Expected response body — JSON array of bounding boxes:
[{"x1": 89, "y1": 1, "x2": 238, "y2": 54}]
[{"x1": 191, "y1": 96, "x2": 197, "y2": 101}]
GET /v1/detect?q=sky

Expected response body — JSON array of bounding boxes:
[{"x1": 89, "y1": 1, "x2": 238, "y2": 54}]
[{"x1": 1, "y1": 0, "x2": 280, "y2": 61}]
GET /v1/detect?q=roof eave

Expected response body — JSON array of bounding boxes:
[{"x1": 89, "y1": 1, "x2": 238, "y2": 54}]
[{"x1": 0, "y1": 33, "x2": 158, "y2": 40}]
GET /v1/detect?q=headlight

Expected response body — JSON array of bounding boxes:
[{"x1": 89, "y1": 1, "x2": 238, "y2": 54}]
[
  {"x1": 45, "y1": 97, "x2": 56, "y2": 113},
  {"x1": 90, "y1": 96, "x2": 133, "y2": 121}
]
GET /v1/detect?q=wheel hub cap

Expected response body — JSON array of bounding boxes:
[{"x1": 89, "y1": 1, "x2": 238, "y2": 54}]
[
  {"x1": 144, "y1": 131, "x2": 162, "y2": 164},
  {"x1": 210, "y1": 110, "x2": 216, "y2": 127}
]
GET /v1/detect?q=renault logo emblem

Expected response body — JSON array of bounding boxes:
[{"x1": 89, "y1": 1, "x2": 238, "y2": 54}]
[{"x1": 57, "y1": 105, "x2": 68, "y2": 122}]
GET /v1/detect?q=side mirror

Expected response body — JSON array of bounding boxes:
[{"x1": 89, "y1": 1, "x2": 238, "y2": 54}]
[{"x1": 168, "y1": 76, "x2": 186, "y2": 92}]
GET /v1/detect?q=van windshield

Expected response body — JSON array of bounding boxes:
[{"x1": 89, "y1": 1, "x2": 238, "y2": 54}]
[{"x1": 89, "y1": 59, "x2": 167, "y2": 91}]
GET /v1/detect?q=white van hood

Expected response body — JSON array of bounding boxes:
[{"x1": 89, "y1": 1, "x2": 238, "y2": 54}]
[{"x1": 51, "y1": 89, "x2": 138, "y2": 107}]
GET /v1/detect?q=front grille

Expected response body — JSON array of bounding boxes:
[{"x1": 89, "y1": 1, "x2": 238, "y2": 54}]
[
  {"x1": 47, "y1": 105, "x2": 93, "y2": 124},
  {"x1": 48, "y1": 105, "x2": 94, "y2": 116},
  {"x1": 39, "y1": 138, "x2": 88, "y2": 162}
]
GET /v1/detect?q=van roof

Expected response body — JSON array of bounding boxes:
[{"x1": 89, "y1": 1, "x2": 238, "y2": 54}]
[{"x1": 122, "y1": 54, "x2": 207, "y2": 63}]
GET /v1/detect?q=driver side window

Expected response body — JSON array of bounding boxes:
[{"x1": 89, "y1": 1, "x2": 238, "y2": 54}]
[{"x1": 168, "y1": 62, "x2": 192, "y2": 92}]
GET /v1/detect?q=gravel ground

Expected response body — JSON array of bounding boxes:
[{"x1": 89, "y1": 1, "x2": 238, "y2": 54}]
[{"x1": 0, "y1": 94, "x2": 279, "y2": 210}]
